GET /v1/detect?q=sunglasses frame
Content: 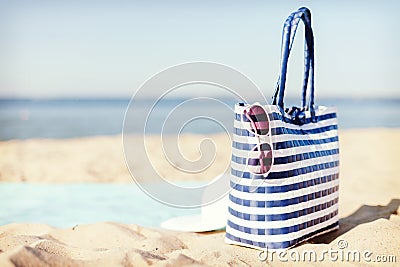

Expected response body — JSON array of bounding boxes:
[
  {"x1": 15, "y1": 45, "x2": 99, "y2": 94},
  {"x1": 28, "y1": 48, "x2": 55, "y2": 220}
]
[{"x1": 241, "y1": 104, "x2": 274, "y2": 178}]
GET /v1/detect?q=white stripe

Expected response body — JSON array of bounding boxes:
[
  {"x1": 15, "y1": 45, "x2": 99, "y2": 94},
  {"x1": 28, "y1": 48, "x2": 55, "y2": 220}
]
[
  {"x1": 231, "y1": 153, "x2": 339, "y2": 173},
  {"x1": 227, "y1": 191, "x2": 339, "y2": 215},
  {"x1": 231, "y1": 153, "x2": 340, "y2": 173},
  {"x1": 230, "y1": 166, "x2": 339, "y2": 187},
  {"x1": 230, "y1": 179, "x2": 339, "y2": 202},
  {"x1": 232, "y1": 128, "x2": 338, "y2": 144},
  {"x1": 232, "y1": 133, "x2": 272, "y2": 144},
  {"x1": 226, "y1": 214, "x2": 339, "y2": 243},
  {"x1": 232, "y1": 141, "x2": 339, "y2": 159},
  {"x1": 227, "y1": 203, "x2": 339, "y2": 229},
  {"x1": 233, "y1": 117, "x2": 338, "y2": 132},
  {"x1": 270, "y1": 117, "x2": 338, "y2": 130}
]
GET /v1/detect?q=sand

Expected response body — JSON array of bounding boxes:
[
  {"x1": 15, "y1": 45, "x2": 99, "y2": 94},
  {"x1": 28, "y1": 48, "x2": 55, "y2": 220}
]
[
  {"x1": 0, "y1": 128, "x2": 399, "y2": 266},
  {"x1": 0, "y1": 134, "x2": 231, "y2": 183}
]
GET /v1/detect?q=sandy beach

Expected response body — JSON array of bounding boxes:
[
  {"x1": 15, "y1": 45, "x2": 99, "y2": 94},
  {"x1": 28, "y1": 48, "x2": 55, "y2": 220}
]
[{"x1": 0, "y1": 128, "x2": 399, "y2": 266}]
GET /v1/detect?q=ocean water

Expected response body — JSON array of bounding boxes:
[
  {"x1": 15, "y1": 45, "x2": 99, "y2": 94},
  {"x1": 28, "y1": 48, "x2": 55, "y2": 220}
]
[
  {"x1": 0, "y1": 98, "x2": 399, "y2": 140},
  {"x1": 0, "y1": 183, "x2": 202, "y2": 228}
]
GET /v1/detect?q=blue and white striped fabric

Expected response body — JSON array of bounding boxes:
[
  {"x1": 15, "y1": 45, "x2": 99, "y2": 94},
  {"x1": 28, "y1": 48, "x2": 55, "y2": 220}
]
[{"x1": 225, "y1": 7, "x2": 339, "y2": 250}]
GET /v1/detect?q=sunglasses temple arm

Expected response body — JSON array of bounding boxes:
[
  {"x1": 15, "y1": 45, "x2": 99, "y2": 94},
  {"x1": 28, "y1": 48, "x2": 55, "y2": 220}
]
[{"x1": 244, "y1": 110, "x2": 268, "y2": 174}]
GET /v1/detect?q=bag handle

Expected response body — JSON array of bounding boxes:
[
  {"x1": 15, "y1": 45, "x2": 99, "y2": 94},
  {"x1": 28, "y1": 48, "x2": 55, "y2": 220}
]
[{"x1": 272, "y1": 7, "x2": 315, "y2": 112}]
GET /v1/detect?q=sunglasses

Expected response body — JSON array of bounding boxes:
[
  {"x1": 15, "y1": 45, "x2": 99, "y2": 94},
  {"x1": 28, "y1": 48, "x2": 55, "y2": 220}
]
[{"x1": 243, "y1": 104, "x2": 273, "y2": 175}]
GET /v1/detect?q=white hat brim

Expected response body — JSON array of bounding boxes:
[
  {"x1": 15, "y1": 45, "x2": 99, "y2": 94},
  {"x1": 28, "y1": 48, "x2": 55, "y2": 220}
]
[{"x1": 160, "y1": 214, "x2": 226, "y2": 232}]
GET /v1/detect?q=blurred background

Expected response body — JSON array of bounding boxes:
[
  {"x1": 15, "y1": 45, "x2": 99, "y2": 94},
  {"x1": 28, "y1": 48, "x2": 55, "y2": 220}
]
[{"x1": 0, "y1": 0, "x2": 399, "y2": 140}]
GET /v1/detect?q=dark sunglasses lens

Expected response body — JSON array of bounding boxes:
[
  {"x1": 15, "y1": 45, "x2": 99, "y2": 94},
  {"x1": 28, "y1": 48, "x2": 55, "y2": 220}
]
[
  {"x1": 247, "y1": 105, "x2": 269, "y2": 135},
  {"x1": 247, "y1": 143, "x2": 273, "y2": 174}
]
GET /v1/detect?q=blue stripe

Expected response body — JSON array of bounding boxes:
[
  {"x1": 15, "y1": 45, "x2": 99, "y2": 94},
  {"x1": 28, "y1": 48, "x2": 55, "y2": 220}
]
[
  {"x1": 230, "y1": 173, "x2": 339, "y2": 194},
  {"x1": 273, "y1": 124, "x2": 337, "y2": 135},
  {"x1": 275, "y1": 136, "x2": 339, "y2": 150},
  {"x1": 229, "y1": 184, "x2": 339, "y2": 208},
  {"x1": 226, "y1": 221, "x2": 339, "y2": 249},
  {"x1": 233, "y1": 124, "x2": 337, "y2": 137},
  {"x1": 271, "y1": 112, "x2": 337, "y2": 125},
  {"x1": 229, "y1": 198, "x2": 338, "y2": 221},
  {"x1": 233, "y1": 142, "x2": 273, "y2": 151},
  {"x1": 228, "y1": 209, "x2": 338, "y2": 235},
  {"x1": 233, "y1": 136, "x2": 338, "y2": 151},
  {"x1": 235, "y1": 111, "x2": 337, "y2": 125},
  {"x1": 231, "y1": 160, "x2": 339, "y2": 179},
  {"x1": 232, "y1": 148, "x2": 339, "y2": 166}
]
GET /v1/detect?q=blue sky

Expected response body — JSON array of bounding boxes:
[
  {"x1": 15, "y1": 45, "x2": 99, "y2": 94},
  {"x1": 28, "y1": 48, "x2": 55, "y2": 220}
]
[{"x1": 0, "y1": 0, "x2": 399, "y2": 99}]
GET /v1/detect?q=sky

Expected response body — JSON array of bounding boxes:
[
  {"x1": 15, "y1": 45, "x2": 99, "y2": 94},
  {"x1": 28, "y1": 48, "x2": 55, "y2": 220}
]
[{"x1": 0, "y1": 0, "x2": 399, "y2": 99}]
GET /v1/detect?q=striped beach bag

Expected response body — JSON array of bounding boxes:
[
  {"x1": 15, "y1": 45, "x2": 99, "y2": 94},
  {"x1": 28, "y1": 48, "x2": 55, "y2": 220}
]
[{"x1": 225, "y1": 7, "x2": 340, "y2": 250}]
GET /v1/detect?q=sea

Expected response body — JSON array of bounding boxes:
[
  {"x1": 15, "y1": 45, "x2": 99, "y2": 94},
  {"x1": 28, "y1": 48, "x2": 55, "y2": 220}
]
[
  {"x1": 0, "y1": 97, "x2": 399, "y2": 228},
  {"x1": 0, "y1": 97, "x2": 399, "y2": 140}
]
